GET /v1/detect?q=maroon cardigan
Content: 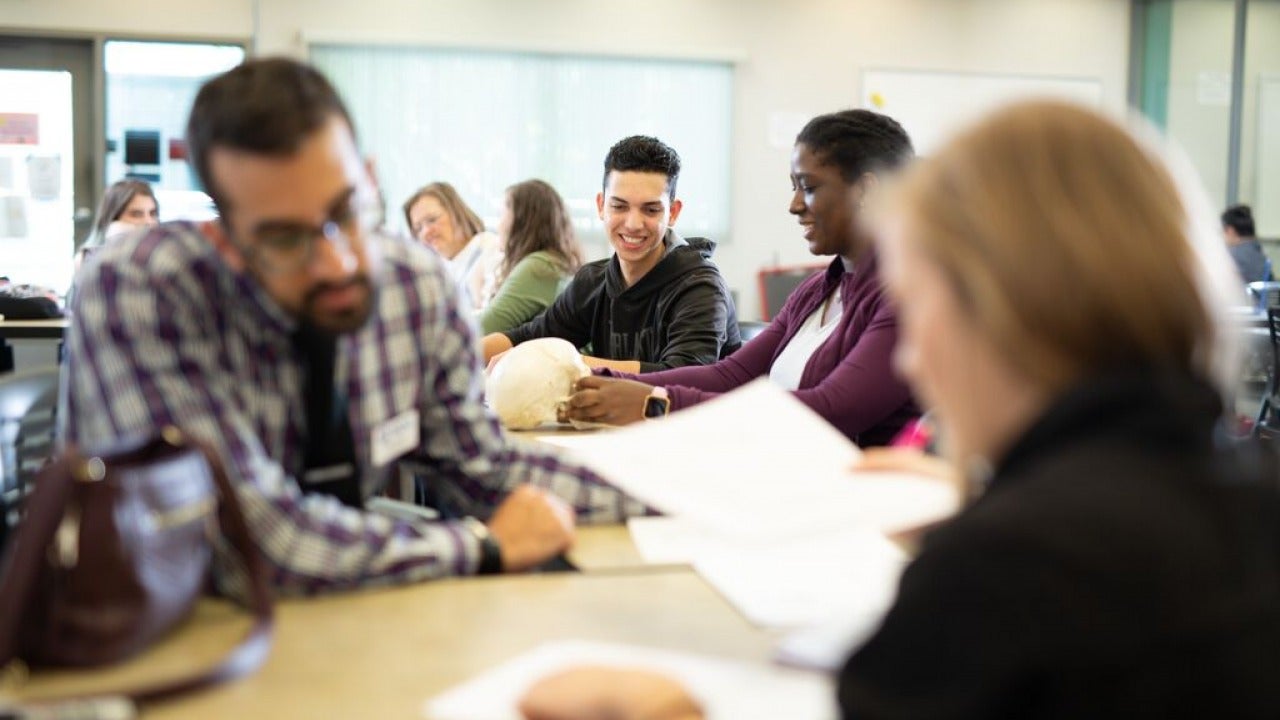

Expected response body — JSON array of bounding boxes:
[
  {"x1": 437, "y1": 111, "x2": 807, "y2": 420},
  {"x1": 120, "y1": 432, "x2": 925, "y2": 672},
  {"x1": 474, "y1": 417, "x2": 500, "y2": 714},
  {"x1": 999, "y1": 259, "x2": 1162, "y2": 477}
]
[{"x1": 602, "y1": 251, "x2": 919, "y2": 446}]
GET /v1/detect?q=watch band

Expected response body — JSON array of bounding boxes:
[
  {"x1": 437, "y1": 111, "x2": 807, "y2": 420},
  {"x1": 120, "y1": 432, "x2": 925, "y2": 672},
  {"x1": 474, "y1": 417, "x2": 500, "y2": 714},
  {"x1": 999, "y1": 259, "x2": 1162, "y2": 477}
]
[{"x1": 461, "y1": 517, "x2": 503, "y2": 575}]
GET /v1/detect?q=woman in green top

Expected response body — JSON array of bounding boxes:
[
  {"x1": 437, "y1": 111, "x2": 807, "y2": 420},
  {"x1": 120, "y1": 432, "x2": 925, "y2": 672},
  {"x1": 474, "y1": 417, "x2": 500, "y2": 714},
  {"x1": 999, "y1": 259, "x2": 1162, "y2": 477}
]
[{"x1": 479, "y1": 179, "x2": 584, "y2": 334}]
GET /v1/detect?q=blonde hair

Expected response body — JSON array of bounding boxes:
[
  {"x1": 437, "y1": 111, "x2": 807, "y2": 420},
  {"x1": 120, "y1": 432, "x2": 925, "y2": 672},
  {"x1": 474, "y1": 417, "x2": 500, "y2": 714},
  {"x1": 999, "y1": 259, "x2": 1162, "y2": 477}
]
[
  {"x1": 895, "y1": 100, "x2": 1220, "y2": 397},
  {"x1": 402, "y1": 181, "x2": 484, "y2": 241}
]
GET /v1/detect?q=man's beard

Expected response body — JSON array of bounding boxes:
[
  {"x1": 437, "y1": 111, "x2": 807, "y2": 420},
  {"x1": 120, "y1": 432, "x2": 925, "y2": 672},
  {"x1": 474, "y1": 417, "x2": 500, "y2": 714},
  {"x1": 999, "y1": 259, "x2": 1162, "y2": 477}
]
[{"x1": 299, "y1": 275, "x2": 375, "y2": 336}]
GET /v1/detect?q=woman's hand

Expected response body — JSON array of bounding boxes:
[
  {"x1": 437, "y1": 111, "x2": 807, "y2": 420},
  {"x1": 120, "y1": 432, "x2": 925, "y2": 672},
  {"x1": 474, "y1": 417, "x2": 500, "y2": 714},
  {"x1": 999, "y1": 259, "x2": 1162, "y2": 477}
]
[
  {"x1": 562, "y1": 376, "x2": 657, "y2": 426},
  {"x1": 519, "y1": 667, "x2": 705, "y2": 720}
]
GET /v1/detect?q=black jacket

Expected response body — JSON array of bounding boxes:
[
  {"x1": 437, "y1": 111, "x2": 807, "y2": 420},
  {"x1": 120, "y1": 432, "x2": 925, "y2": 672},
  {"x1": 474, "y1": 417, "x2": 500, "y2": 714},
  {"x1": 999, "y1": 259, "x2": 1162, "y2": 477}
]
[
  {"x1": 840, "y1": 370, "x2": 1280, "y2": 719},
  {"x1": 506, "y1": 231, "x2": 741, "y2": 372}
]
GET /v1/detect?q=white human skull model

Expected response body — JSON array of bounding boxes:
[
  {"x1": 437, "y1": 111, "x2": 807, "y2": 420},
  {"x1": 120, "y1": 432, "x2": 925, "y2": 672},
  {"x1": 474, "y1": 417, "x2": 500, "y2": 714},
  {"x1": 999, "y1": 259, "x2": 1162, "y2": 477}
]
[{"x1": 485, "y1": 338, "x2": 591, "y2": 430}]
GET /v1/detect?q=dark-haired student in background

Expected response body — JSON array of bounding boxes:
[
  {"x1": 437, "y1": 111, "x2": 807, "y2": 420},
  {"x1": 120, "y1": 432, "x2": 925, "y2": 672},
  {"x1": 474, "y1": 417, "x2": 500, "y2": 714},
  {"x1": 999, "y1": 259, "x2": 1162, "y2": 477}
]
[{"x1": 561, "y1": 110, "x2": 919, "y2": 446}]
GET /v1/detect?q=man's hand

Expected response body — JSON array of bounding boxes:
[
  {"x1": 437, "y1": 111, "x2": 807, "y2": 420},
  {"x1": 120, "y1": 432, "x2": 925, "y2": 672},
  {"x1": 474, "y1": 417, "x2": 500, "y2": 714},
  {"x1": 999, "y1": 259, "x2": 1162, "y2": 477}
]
[
  {"x1": 519, "y1": 667, "x2": 705, "y2": 720},
  {"x1": 487, "y1": 485, "x2": 576, "y2": 572},
  {"x1": 563, "y1": 376, "x2": 655, "y2": 426},
  {"x1": 482, "y1": 332, "x2": 514, "y2": 366}
]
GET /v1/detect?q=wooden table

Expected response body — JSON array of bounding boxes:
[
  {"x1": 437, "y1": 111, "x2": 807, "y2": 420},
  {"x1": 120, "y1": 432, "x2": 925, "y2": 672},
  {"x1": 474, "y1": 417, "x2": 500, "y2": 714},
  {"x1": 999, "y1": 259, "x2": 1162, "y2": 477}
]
[{"x1": 8, "y1": 563, "x2": 775, "y2": 718}]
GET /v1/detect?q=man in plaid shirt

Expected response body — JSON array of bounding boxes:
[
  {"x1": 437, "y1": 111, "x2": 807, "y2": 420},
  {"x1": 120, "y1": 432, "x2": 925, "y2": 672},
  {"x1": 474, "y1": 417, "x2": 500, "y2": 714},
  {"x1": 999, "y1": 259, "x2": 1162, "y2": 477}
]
[{"x1": 60, "y1": 57, "x2": 645, "y2": 595}]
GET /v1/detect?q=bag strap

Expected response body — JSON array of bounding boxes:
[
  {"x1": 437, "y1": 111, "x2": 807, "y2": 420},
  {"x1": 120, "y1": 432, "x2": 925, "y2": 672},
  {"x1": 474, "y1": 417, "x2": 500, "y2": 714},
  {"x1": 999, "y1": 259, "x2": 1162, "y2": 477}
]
[
  {"x1": 0, "y1": 429, "x2": 275, "y2": 707},
  {"x1": 0, "y1": 454, "x2": 77, "y2": 664}
]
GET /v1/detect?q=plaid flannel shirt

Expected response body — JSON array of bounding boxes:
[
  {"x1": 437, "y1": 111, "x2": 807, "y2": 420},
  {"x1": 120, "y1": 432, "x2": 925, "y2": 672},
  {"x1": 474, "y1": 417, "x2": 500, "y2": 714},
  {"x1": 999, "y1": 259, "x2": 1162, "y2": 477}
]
[{"x1": 61, "y1": 221, "x2": 645, "y2": 595}]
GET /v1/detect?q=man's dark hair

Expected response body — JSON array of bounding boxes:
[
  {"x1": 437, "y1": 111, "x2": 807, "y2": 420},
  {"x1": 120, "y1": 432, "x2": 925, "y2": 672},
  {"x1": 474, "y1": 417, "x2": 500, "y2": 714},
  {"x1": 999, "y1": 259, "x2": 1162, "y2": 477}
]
[
  {"x1": 602, "y1": 135, "x2": 681, "y2": 200},
  {"x1": 795, "y1": 109, "x2": 914, "y2": 181},
  {"x1": 186, "y1": 57, "x2": 355, "y2": 212},
  {"x1": 1222, "y1": 204, "x2": 1256, "y2": 237}
]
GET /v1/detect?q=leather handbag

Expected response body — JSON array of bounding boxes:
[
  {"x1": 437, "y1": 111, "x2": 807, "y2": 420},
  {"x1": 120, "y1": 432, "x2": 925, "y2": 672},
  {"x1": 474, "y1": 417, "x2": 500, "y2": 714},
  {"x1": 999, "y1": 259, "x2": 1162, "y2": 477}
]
[{"x1": 0, "y1": 426, "x2": 273, "y2": 707}]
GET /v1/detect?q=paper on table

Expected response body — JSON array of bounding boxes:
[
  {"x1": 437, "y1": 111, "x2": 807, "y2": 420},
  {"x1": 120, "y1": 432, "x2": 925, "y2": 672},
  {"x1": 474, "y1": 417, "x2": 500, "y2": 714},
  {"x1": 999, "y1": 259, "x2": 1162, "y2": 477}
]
[
  {"x1": 692, "y1": 527, "x2": 907, "y2": 628},
  {"x1": 549, "y1": 379, "x2": 958, "y2": 540},
  {"x1": 424, "y1": 639, "x2": 837, "y2": 720},
  {"x1": 626, "y1": 516, "x2": 730, "y2": 565},
  {"x1": 775, "y1": 605, "x2": 896, "y2": 672}
]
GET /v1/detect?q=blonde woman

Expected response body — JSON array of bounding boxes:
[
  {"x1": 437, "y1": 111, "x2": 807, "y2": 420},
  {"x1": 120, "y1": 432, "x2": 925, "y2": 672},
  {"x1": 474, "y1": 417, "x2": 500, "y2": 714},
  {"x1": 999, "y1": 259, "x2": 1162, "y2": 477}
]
[
  {"x1": 403, "y1": 181, "x2": 500, "y2": 310},
  {"x1": 518, "y1": 102, "x2": 1280, "y2": 719}
]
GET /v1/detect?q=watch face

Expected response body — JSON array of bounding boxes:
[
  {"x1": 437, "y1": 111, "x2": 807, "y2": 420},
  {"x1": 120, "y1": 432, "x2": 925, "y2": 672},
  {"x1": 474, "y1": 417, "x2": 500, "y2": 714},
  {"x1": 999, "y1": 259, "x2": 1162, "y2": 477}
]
[{"x1": 644, "y1": 396, "x2": 670, "y2": 419}]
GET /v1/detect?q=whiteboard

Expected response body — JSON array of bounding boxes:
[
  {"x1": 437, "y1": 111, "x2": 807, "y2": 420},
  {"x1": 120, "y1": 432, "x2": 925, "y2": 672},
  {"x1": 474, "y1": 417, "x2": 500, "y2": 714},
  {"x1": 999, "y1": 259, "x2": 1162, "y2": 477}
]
[
  {"x1": 1257, "y1": 75, "x2": 1280, "y2": 238},
  {"x1": 861, "y1": 69, "x2": 1104, "y2": 155}
]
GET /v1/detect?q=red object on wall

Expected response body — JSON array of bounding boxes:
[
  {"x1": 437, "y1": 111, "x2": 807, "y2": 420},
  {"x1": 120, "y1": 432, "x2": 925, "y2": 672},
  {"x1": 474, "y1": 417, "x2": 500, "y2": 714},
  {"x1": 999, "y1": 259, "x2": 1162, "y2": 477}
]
[{"x1": 168, "y1": 138, "x2": 188, "y2": 161}]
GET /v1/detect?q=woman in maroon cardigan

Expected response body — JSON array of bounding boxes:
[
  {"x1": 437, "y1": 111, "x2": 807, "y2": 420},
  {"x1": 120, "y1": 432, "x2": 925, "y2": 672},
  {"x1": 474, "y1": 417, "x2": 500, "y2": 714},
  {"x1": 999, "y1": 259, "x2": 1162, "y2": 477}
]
[{"x1": 563, "y1": 109, "x2": 920, "y2": 446}]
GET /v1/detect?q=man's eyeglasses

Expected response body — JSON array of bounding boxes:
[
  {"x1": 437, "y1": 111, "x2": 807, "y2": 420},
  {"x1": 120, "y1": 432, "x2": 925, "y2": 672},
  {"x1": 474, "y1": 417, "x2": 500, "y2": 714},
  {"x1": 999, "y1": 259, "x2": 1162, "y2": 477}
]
[{"x1": 243, "y1": 200, "x2": 383, "y2": 274}]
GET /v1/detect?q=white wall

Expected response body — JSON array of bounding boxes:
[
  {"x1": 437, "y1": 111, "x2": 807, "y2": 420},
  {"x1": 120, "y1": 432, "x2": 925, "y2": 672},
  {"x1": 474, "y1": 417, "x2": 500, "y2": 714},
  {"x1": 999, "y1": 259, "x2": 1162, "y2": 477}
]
[
  {"x1": 2, "y1": 0, "x2": 1132, "y2": 318},
  {"x1": 1166, "y1": 0, "x2": 1234, "y2": 210},
  {"x1": 0, "y1": 0, "x2": 251, "y2": 39}
]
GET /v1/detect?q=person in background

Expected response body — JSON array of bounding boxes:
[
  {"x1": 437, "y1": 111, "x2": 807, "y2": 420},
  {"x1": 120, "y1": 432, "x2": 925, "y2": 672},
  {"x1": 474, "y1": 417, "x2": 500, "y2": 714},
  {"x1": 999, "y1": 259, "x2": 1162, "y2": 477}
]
[
  {"x1": 481, "y1": 135, "x2": 740, "y2": 372},
  {"x1": 1222, "y1": 204, "x2": 1272, "y2": 283},
  {"x1": 519, "y1": 101, "x2": 1280, "y2": 719},
  {"x1": 561, "y1": 110, "x2": 919, "y2": 447},
  {"x1": 403, "y1": 181, "x2": 501, "y2": 310},
  {"x1": 83, "y1": 178, "x2": 159, "y2": 250},
  {"x1": 478, "y1": 179, "x2": 583, "y2": 335},
  {"x1": 73, "y1": 178, "x2": 161, "y2": 280}
]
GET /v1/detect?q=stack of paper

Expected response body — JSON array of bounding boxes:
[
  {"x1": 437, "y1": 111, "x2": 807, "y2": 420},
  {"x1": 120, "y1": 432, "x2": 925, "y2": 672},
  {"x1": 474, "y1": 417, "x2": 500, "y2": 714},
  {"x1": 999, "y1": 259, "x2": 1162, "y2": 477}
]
[
  {"x1": 425, "y1": 640, "x2": 837, "y2": 720},
  {"x1": 545, "y1": 379, "x2": 957, "y2": 541},
  {"x1": 543, "y1": 380, "x2": 959, "y2": 665}
]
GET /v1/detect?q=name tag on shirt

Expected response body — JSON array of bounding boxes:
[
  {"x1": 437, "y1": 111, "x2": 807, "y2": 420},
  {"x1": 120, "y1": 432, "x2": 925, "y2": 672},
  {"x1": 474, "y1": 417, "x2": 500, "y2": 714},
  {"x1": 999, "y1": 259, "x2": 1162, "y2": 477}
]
[{"x1": 370, "y1": 409, "x2": 420, "y2": 467}]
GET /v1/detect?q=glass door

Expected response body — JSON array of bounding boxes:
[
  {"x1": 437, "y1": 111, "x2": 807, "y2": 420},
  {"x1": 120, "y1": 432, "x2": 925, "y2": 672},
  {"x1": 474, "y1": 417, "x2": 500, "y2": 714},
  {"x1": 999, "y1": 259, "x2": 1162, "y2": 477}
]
[{"x1": 0, "y1": 37, "x2": 93, "y2": 295}]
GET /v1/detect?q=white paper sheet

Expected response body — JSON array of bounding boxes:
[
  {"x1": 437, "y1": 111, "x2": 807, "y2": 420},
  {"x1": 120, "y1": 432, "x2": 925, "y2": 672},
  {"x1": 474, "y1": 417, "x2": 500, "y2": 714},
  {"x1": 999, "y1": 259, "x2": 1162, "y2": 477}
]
[
  {"x1": 424, "y1": 640, "x2": 837, "y2": 720},
  {"x1": 627, "y1": 516, "x2": 739, "y2": 565},
  {"x1": 0, "y1": 156, "x2": 14, "y2": 191},
  {"x1": 0, "y1": 195, "x2": 27, "y2": 237},
  {"x1": 550, "y1": 379, "x2": 958, "y2": 540},
  {"x1": 26, "y1": 155, "x2": 60, "y2": 200},
  {"x1": 628, "y1": 517, "x2": 905, "y2": 632},
  {"x1": 692, "y1": 527, "x2": 907, "y2": 628}
]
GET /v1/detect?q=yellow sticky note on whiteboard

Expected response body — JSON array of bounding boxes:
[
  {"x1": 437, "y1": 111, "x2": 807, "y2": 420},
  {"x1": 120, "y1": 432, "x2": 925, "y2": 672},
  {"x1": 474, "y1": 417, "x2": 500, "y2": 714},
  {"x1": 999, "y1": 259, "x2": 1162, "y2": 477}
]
[{"x1": 869, "y1": 92, "x2": 886, "y2": 109}]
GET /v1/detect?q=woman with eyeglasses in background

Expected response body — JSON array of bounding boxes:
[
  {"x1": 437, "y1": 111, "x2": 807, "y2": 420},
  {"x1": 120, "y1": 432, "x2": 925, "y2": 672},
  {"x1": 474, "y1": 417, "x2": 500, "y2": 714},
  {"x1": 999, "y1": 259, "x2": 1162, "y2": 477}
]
[{"x1": 403, "y1": 181, "x2": 501, "y2": 311}]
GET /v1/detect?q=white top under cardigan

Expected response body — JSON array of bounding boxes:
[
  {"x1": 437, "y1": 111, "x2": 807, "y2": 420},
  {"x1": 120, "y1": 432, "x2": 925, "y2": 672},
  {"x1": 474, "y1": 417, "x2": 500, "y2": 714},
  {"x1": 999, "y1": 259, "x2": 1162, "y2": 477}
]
[{"x1": 768, "y1": 284, "x2": 843, "y2": 391}]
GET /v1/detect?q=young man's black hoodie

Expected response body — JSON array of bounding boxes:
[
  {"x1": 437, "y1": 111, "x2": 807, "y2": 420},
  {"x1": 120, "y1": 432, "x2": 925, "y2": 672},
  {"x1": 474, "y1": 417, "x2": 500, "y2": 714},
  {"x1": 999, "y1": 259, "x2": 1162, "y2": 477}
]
[{"x1": 504, "y1": 230, "x2": 741, "y2": 372}]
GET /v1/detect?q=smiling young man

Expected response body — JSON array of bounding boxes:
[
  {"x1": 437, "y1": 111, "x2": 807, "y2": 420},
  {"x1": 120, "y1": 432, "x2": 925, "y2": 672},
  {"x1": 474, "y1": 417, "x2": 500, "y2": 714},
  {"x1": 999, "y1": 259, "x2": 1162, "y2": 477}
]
[
  {"x1": 480, "y1": 136, "x2": 740, "y2": 373},
  {"x1": 60, "y1": 58, "x2": 645, "y2": 595}
]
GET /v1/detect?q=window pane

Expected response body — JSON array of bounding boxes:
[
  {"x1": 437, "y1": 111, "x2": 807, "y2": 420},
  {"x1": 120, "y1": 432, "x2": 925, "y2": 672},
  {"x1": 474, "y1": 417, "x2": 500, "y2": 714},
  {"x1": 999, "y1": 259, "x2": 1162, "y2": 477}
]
[
  {"x1": 0, "y1": 69, "x2": 74, "y2": 292},
  {"x1": 104, "y1": 40, "x2": 244, "y2": 222},
  {"x1": 310, "y1": 44, "x2": 733, "y2": 253}
]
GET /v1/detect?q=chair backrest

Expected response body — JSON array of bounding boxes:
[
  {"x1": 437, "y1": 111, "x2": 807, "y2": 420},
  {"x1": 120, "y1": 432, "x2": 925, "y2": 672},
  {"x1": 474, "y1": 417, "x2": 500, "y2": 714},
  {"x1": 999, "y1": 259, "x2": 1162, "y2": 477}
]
[
  {"x1": 757, "y1": 264, "x2": 825, "y2": 321},
  {"x1": 1247, "y1": 281, "x2": 1280, "y2": 312},
  {"x1": 738, "y1": 320, "x2": 769, "y2": 343},
  {"x1": 0, "y1": 366, "x2": 59, "y2": 546}
]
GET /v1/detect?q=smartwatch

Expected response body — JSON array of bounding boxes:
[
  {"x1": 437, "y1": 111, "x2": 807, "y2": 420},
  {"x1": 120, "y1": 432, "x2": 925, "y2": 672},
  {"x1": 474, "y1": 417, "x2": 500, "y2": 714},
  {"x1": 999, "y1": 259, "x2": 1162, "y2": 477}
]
[
  {"x1": 461, "y1": 516, "x2": 503, "y2": 575},
  {"x1": 643, "y1": 386, "x2": 670, "y2": 419}
]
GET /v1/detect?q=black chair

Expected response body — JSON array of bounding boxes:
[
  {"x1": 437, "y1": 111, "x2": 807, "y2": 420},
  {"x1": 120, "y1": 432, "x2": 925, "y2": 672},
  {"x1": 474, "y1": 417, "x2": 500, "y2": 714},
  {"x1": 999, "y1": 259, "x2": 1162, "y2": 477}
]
[
  {"x1": 0, "y1": 366, "x2": 59, "y2": 550},
  {"x1": 1253, "y1": 309, "x2": 1280, "y2": 439}
]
